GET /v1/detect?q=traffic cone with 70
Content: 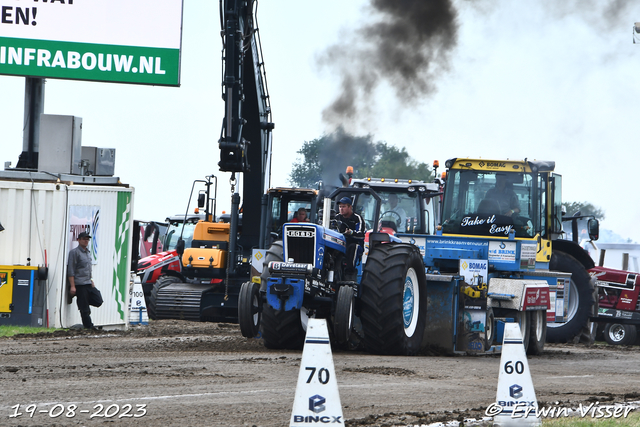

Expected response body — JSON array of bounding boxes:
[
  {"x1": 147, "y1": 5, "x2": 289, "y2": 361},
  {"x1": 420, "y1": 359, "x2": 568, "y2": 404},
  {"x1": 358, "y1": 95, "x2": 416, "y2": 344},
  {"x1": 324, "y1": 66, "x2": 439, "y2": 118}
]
[{"x1": 290, "y1": 318, "x2": 344, "y2": 426}]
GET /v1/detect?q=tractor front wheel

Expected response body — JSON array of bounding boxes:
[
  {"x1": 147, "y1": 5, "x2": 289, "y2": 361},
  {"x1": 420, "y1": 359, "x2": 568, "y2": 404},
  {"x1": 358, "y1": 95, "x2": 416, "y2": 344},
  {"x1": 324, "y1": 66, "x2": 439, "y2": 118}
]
[
  {"x1": 238, "y1": 281, "x2": 262, "y2": 338},
  {"x1": 334, "y1": 286, "x2": 354, "y2": 345}
]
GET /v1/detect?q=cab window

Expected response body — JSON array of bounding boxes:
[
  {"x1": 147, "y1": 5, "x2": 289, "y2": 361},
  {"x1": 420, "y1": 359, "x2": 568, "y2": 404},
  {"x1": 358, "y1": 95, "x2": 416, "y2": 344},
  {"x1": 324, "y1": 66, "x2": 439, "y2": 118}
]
[
  {"x1": 442, "y1": 170, "x2": 535, "y2": 238},
  {"x1": 378, "y1": 191, "x2": 420, "y2": 233}
]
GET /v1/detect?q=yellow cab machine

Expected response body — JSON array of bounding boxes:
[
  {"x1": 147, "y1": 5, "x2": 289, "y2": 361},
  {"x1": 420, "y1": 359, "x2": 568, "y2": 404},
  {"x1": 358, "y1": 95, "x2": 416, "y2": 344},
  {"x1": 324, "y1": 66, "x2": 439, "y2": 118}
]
[{"x1": 426, "y1": 157, "x2": 598, "y2": 353}]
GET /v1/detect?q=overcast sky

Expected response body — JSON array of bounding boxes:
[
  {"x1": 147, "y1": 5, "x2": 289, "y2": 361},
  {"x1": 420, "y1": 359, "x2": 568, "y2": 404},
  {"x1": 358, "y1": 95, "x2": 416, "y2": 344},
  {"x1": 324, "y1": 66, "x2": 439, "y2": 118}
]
[{"x1": 0, "y1": 0, "x2": 638, "y2": 243}]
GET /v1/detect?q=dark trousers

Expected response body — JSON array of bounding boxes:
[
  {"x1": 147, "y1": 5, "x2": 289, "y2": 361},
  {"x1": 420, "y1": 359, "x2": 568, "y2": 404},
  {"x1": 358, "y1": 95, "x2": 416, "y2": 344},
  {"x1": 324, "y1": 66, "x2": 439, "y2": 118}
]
[
  {"x1": 75, "y1": 284, "x2": 94, "y2": 328},
  {"x1": 345, "y1": 243, "x2": 363, "y2": 271}
]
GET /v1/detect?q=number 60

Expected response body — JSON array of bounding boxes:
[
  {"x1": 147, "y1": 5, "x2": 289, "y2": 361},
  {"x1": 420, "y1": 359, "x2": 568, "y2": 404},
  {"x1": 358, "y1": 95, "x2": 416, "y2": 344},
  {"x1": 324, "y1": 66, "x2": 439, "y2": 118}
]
[{"x1": 504, "y1": 360, "x2": 524, "y2": 374}]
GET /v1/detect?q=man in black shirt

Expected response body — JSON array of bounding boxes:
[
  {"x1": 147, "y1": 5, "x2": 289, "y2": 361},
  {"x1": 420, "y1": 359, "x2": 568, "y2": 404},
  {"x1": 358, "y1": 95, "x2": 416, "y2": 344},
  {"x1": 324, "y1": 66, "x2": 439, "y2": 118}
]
[{"x1": 334, "y1": 197, "x2": 365, "y2": 272}]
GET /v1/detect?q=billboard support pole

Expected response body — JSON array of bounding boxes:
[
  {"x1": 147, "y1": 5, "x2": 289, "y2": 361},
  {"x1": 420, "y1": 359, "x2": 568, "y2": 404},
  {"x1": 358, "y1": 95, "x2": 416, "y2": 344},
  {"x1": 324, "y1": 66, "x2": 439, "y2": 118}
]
[{"x1": 16, "y1": 78, "x2": 45, "y2": 170}]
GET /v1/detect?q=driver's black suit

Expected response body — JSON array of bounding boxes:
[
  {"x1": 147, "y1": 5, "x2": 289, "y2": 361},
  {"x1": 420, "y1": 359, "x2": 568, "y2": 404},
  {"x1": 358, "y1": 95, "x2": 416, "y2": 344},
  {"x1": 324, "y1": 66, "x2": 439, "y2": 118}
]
[{"x1": 334, "y1": 211, "x2": 365, "y2": 271}]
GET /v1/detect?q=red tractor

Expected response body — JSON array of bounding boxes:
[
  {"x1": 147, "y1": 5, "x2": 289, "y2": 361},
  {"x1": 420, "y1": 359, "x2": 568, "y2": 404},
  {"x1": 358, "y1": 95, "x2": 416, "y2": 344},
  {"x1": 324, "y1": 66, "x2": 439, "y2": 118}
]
[
  {"x1": 562, "y1": 213, "x2": 639, "y2": 345},
  {"x1": 591, "y1": 265, "x2": 640, "y2": 345},
  {"x1": 136, "y1": 213, "x2": 204, "y2": 312}
]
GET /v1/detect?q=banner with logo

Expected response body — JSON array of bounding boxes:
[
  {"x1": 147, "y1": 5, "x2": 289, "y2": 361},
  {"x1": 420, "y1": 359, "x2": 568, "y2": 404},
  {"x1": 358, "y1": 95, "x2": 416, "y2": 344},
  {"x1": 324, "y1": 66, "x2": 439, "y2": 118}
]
[
  {"x1": 0, "y1": 0, "x2": 183, "y2": 85},
  {"x1": 68, "y1": 205, "x2": 100, "y2": 264}
]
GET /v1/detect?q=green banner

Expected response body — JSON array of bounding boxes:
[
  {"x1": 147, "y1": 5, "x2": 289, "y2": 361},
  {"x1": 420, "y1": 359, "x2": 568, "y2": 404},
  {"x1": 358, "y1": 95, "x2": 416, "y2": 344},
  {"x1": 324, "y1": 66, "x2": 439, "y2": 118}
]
[
  {"x1": 0, "y1": 37, "x2": 180, "y2": 86},
  {"x1": 112, "y1": 191, "x2": 132, "y2": 321}
]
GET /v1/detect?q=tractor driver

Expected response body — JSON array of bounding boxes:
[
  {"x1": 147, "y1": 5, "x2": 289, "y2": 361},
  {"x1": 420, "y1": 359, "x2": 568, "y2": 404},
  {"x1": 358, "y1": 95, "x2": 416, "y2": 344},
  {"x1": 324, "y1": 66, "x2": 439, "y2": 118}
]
[
  {"x1": 384, "y1": 193, "x2": 407, "y2": 231},
  {"x1": 291, "y1": 207, "x2": 310, "y2": 223},
  {"x1": 485, "y1": 174, "x2": 520, "y2": 217},
  {"x1": 334, "y1": 197, "x2": 365, "y2": 274}
]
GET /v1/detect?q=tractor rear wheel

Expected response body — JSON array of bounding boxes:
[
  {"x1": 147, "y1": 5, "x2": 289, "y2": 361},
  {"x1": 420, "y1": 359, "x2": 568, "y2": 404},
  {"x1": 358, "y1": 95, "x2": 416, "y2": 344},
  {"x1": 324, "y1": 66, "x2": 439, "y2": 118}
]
[
  {"x1": 334, "y1": 286, "x2": 354, "y2": 345},
  {"x1": 238, "y1": 281, "x2": 261, "y2": 338},
  {"x1": 527, "y1": 310, "x2": 546, "y2": 355},
  {"x1": 603, "y1": 323, "x2": 637, "y2": 346},
  {"x1": 259, "y1": 241, "x2": 305, "y2": 349},
  {"x1": 546, "y1": 251, "x2": 595, "y2": 343},
  {"x1": 360, "y1": 243, "x2": 427, "y2": 355},
  {"x1": 148, "y1": 276, "x2": 180, "y2": 320}
]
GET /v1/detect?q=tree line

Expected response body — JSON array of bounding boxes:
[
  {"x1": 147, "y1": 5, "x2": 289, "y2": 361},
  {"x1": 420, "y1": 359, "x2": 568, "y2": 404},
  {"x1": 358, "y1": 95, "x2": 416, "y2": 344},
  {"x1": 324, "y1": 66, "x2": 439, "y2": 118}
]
[
  {"x1": 289, "y1": 128, "x2": 434, "y2": 188},
  {"x1": 289, "y1": 128, "x2": 605, "y2": 222}
]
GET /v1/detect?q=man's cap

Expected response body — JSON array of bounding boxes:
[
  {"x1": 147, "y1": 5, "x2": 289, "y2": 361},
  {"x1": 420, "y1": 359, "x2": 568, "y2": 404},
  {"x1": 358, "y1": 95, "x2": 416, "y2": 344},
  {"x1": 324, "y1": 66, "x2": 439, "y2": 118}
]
[
  {"x1": 78, "y1": 232, "x2": 91, "y2": 239},
  {"x1": 338, "y1": 197, "x2": 352, "y2": 205}
]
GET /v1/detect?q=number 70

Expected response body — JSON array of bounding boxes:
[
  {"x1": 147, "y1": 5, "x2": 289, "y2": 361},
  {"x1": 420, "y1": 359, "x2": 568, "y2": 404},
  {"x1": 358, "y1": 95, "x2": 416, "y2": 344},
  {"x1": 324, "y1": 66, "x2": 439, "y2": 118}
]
[{"x1": 305, "y1": 367, "x2": 330, "y2": 384}]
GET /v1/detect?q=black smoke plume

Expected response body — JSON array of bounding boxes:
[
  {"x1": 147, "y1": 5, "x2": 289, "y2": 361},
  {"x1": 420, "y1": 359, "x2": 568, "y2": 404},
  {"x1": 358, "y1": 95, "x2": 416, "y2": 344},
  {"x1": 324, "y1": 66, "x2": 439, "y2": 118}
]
[
  {"x1": 317, "y1": 0, "x2": 635, "y2": 132},
  {"x1": 318, "y1": 0, "x2": 459, "y2": 129}
]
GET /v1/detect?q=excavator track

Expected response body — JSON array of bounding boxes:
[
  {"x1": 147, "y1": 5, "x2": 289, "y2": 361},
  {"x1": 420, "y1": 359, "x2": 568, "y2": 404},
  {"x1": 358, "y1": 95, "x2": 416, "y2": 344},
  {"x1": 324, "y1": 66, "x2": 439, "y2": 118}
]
[
  {"x1": 153, "y1": 280, "x2": 242, "y2": 323},
  {"x1": 154, "y1": 282, "x2": 212, "y2": 321}
]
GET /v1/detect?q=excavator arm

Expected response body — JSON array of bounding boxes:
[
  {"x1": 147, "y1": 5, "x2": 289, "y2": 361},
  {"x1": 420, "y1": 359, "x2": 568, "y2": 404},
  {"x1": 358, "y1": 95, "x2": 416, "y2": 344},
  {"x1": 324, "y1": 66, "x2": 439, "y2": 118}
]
[
  {"x1": 218, "y1": 0, "x2": 274, "y2": 271},
  {"x1": 218, "y1": 0, "x2": 273, "y2": 178}
]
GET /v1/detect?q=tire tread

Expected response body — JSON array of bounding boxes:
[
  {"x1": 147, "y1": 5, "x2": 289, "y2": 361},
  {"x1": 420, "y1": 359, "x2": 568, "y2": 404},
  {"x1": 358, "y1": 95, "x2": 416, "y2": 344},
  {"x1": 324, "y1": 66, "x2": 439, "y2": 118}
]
[{"x1": 360, "y1": 243, "x2": 427, "y2": 355}]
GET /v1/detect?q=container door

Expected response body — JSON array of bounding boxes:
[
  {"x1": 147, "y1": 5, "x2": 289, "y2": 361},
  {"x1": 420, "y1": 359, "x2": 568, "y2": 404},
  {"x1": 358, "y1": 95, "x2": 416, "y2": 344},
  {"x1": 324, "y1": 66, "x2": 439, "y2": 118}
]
[{"x1": 0, "y1": 269, "x2": 13, "y2": 313}]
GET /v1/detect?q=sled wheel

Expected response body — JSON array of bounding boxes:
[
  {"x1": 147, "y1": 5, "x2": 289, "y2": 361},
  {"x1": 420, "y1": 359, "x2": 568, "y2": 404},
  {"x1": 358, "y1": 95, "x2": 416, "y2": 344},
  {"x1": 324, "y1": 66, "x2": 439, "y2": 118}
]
[
  {"x1": 546, "y1": 251, "x2": 595, "y2": 343},
  {"x1": 334, "y1": 286, "x2": 355, "y2": 345},
  {"x1": 485, "y1": 307, "x2": 495, "y2": 351},
  {"x1": 148, "y1": 275, "x2": 180, "y2": 320},
  {"x1": 238, "y1": 281, "x2": 261, "y2": 338},
  {"x1": 527, "y1": 310, "x2": 547, "y2": 355},
  {"x1": 515, "y1": 311, "x2": 530, "y2": 353},
  {"x1": 360, "y1": 243, "x2": 427, "y2": 355},
  {"x1": 603, "y1": 323, "x2": 637, "y2": 346}
]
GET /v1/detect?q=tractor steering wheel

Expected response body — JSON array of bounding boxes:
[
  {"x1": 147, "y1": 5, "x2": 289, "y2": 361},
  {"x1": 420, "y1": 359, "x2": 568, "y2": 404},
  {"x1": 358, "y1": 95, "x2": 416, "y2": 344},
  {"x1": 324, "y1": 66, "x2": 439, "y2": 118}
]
[{"x1": 380, "y1": 210, "x2": 402, "y2": 227}]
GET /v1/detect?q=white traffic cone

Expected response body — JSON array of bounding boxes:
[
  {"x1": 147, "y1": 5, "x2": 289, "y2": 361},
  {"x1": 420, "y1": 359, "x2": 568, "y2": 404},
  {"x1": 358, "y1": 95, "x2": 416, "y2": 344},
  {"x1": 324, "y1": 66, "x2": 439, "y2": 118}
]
[
  {"x1": 493, "y1": 322, "x2": 540, "y2": 426},
  {"x1": 290, "y1": 318, "x2": 344, "y2": 426},
  {"x1": 128, "y1": 279, "x2": 149, "y2": 325}
]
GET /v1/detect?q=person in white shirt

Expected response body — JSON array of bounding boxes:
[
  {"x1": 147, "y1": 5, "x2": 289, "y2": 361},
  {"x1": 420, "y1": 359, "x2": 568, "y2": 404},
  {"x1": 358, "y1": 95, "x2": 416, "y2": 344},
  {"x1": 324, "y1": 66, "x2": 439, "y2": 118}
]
[{"x1": 383, "y1": 193, "x2": 407, "y2": 231}]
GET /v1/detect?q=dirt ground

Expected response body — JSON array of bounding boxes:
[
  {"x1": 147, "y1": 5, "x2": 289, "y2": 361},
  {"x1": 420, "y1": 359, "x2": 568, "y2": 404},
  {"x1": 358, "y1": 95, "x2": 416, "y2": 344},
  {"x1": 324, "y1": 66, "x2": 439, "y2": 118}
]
[{"x1": 1, "y1": 320, "x2": 639, "y2": 427}]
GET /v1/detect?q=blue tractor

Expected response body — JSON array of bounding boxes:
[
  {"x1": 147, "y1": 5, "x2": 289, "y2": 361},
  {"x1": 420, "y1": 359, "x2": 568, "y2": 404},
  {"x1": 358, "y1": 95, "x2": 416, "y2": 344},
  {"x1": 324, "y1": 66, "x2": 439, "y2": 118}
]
[
  {"x1": 238, "y1": 187, "x2": 383, "y2": 349},
  {"x1": 353, "y1": 159, "x2": 594, "y2": 356},
  {"x1": 238, "y1": 182, "x2": 445, "y2": 355}
]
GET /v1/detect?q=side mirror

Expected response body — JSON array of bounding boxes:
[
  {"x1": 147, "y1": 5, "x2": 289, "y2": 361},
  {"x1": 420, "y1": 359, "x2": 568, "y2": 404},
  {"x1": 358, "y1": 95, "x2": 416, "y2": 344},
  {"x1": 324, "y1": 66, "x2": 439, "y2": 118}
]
[
  {"x1": 176, "y1": 238, "x2": 185, "y2": 257},
  {"x1": 198, "y1": 193, "x2": 206, "y2": 208},
  {"x1": 588, "y1": 218, "x2": 599, "y2": 241}
]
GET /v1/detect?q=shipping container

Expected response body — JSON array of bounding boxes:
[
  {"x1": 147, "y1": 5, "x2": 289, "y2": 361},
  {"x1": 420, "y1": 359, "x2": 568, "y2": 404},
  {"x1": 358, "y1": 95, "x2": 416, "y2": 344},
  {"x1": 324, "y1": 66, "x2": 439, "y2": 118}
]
[{"x1": 0, "y1": 179, "x2": 134, "y2": 329}]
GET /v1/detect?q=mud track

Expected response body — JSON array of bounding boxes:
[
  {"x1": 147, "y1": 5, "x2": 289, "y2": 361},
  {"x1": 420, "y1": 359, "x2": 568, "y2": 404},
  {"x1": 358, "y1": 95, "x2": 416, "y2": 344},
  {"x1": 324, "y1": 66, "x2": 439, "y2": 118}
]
[{"x1": 1, "y1": 320, "x2": 639, "y2": 426}]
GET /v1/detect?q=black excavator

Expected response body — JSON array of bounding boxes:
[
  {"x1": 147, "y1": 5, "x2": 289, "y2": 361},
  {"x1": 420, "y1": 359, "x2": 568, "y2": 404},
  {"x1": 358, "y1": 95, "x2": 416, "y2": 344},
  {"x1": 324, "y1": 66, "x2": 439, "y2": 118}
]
[{"x1": 148, "y1": 0, "x2": 318, "y2": 323}]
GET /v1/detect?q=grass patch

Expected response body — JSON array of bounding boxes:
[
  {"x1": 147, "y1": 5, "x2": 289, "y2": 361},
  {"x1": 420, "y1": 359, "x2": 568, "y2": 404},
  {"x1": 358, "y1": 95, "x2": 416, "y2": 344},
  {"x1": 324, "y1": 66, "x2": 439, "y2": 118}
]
[
  {"x1": 0, "y1": 325, "x2": 61, "y2": 337},
  {"x1": 541, "y1": 408, "x2": 640, "y2": 426}
]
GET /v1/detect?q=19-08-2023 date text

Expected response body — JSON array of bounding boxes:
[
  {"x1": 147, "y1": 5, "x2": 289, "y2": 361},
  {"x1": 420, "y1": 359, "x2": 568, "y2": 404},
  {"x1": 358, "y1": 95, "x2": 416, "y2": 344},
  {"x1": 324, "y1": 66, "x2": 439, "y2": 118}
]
[{"x1": 9, "y1": 403, "x2": 147, "y2": 419}]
